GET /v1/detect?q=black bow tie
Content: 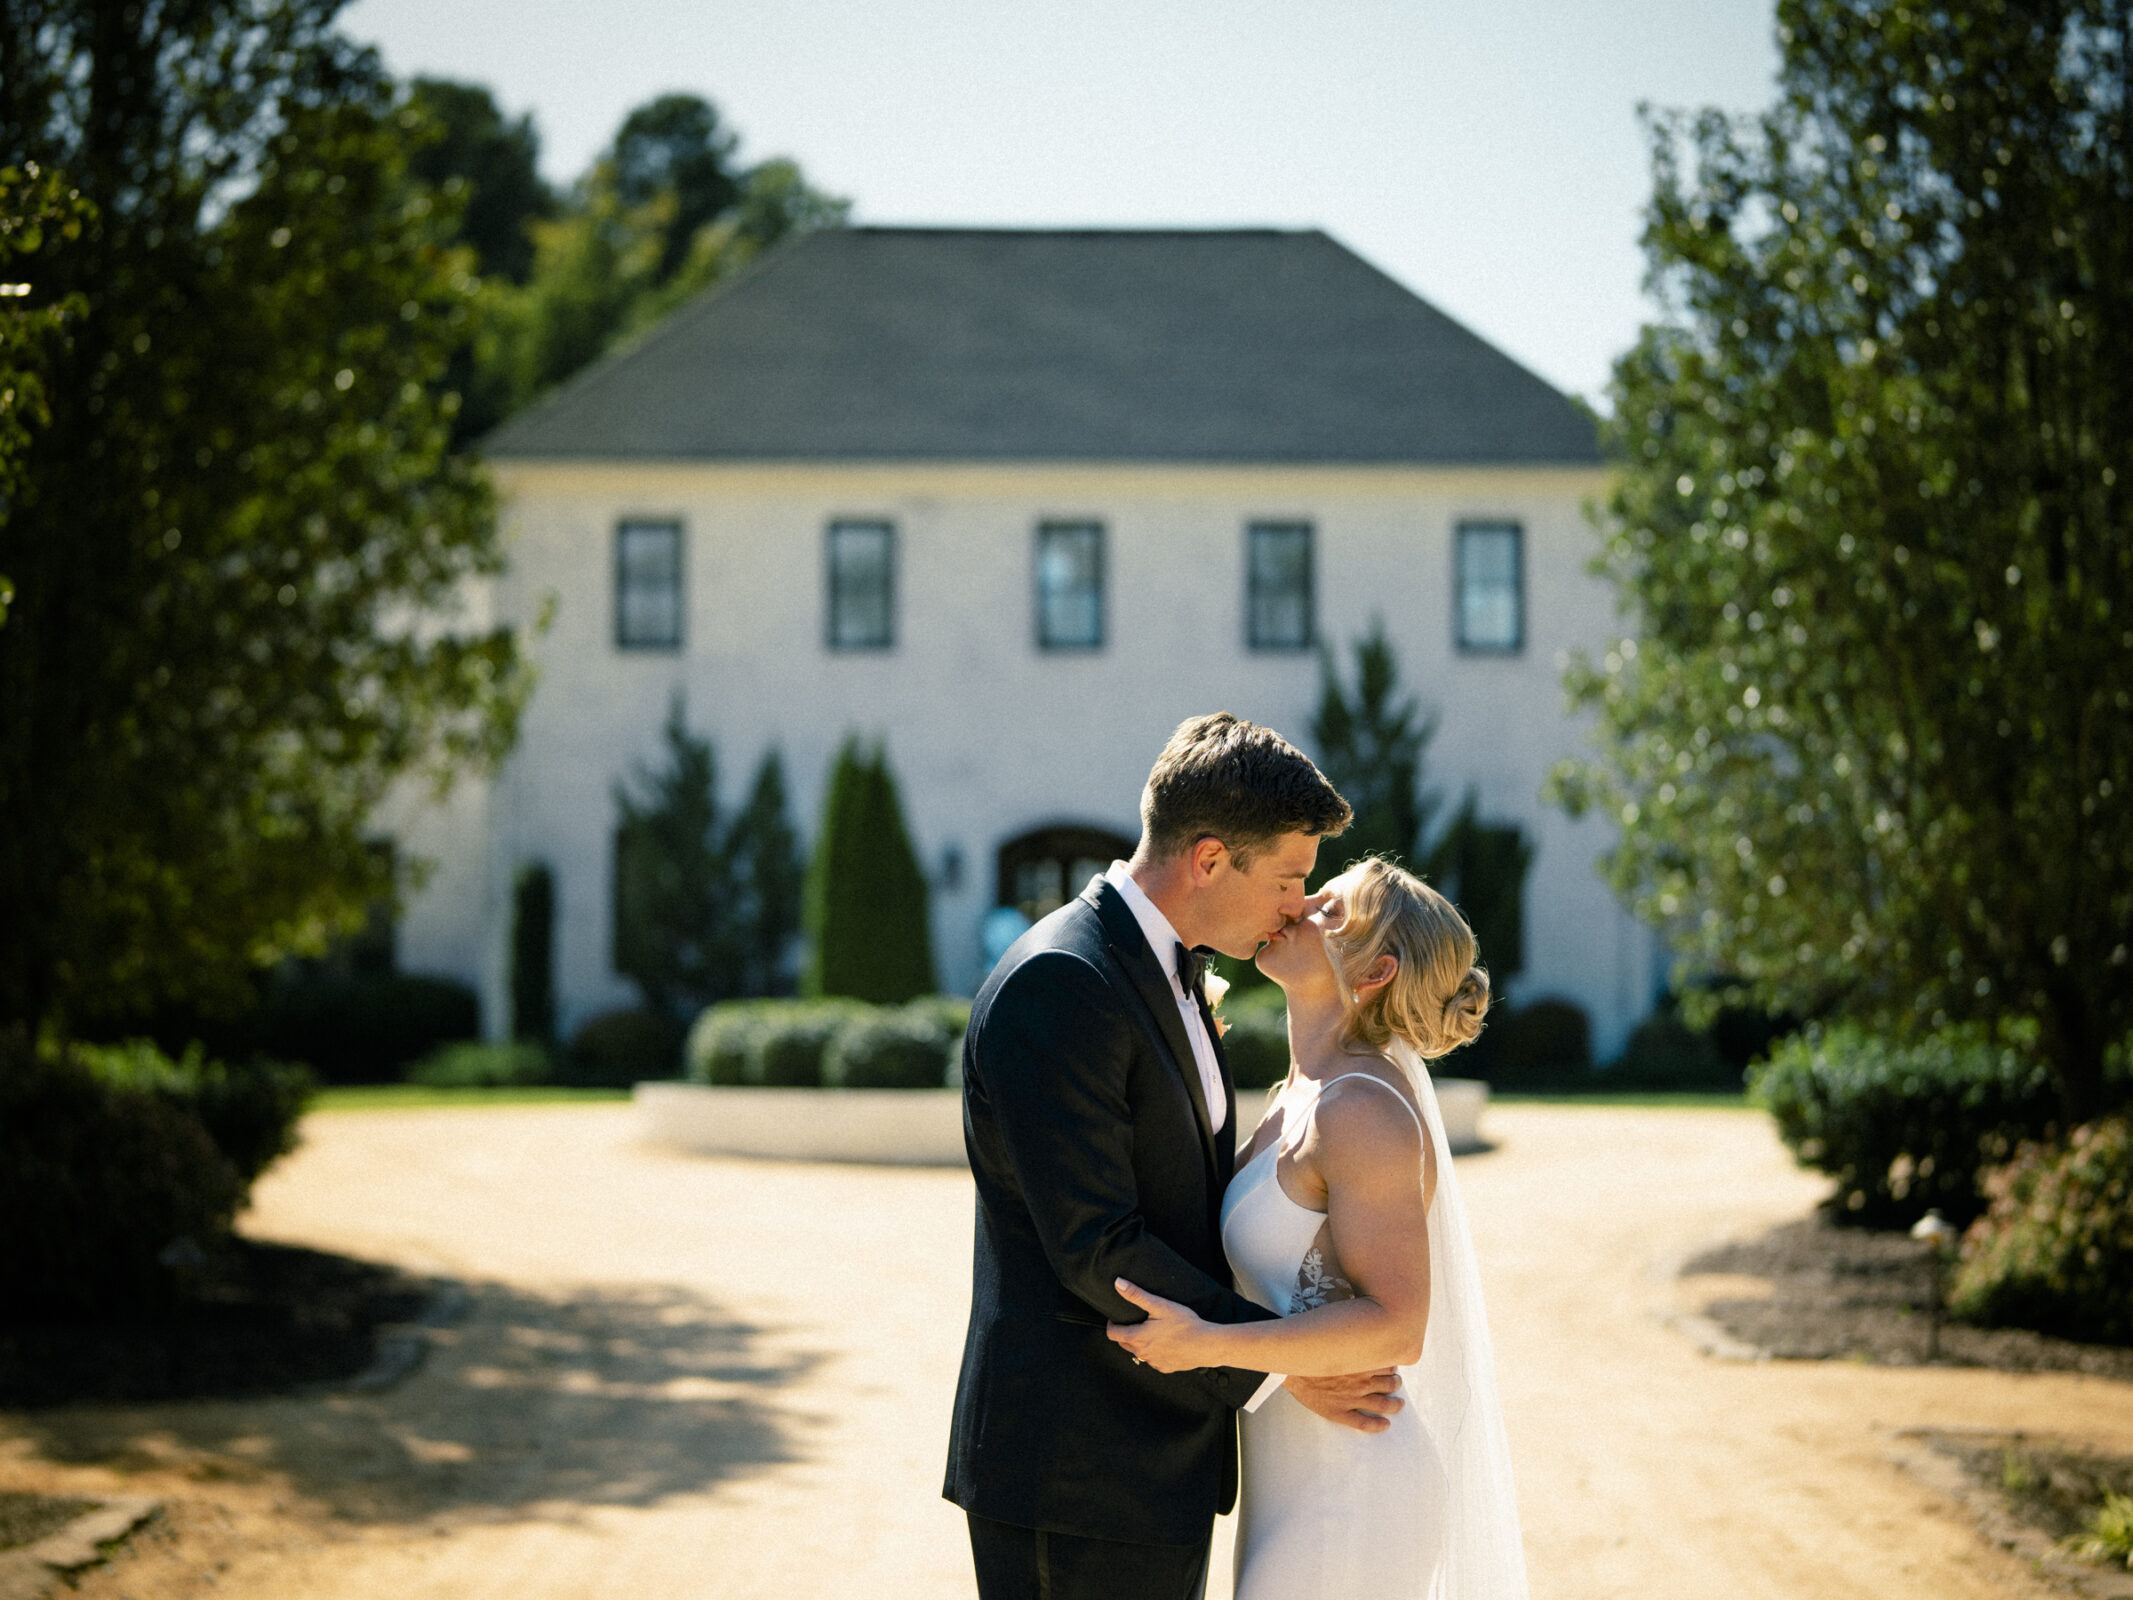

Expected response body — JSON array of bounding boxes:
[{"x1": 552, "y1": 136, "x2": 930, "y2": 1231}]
[{"x1": 1174, "y1": 942, "x2": 1210, "y2": 1007}]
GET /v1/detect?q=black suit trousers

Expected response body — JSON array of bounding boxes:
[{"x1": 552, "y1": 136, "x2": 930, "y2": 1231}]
[{"x1": 967, "y1": 1513, "x2": 1210, "y2": 1600}]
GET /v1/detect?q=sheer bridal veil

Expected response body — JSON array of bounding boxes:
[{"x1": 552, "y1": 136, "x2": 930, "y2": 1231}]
[{"x1": 1391, "y1": 1037, "x2": 1530, "y2": 1600}]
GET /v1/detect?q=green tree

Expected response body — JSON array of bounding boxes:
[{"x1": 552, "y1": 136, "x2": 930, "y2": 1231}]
[
  {"x1": 612, "y1": 696, "x2": 737, "y2": 1018},
  {"x1": 610, "y1": 700, "x2": 803, "y2": 1012},
  {"x1": 403, "y1": 78, "x2": 552, "y2": 286},
  {"x1": 1433, "y1": 796, "x2": 1534, "y2": 986},
  {"x1": 510, "y1": 861, "x2": 556, "y2": 1044},
  {"x1": 609, "y1": 93, "x2": 742, "y2": 285},
  {"x1": 0, "y1": 163, "x2": 92, "y2": 631},
  {"x1": 1549, "y1": 0, "x2": 2133, "y2": 1121},
  {"x1": 478, "y1": 96, "x2": 847, "y2": 417},
  {"x1": 0, "y1": 2, "x2": 529, "y2": 1039},
  {"x1": 1309, "y1": 622, "x2": 1440, "y2": 876},
  {"x1": 399, "y1": 78, "x2": 554, "y2": 443},
  {"x1": 802, "y1": 738, "x2": 936, "y2": 1003},
  {"x1": 1313, "y1": 624, "x2": 1535, "y2": 987},
  {"x1": 729, "y1": 751, "x2": 804, "y2": 997}
]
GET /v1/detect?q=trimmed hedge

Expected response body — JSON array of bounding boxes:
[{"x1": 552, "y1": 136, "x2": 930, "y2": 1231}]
[
  {"x1": 408, "y1": 1041, "x2": 554, "y2": 1088},
  {"x1": 567, "y1": 1006, "x2": 685, "y2": 1086},
  {"x1": 250, "y1": 970, "x2": 480, "y2": 1084},
  {"x1": 687, "y1": 997, "x2": 966, "y2": 1089},
  {"x1": 1453, "y1": 997, "x2": 1592, "y2": 1088},
  {"x1": 1749, "y1": 1024, "x2": 2059, "y2": 1229},
  {"x1": 1, "y1": 1035, "x2": 246, "y2": 1314},
  {"x1": 825, "y1": 1009, "x2": 957, "y2": 1089},
  {"x1": 1608, "y1": 1005, "x2": 1736, "y2": 1090},
  {"x1": 1949, "y1": 1116, "x2": 2133, "y2": 1346},
  {"x1": 75, "y1": 1038, "x2": 314, "y2": 1185}
]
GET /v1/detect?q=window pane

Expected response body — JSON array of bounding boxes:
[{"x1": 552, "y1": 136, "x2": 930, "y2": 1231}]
[
  {"x1": 1457, "y1": 522, "x2": 1523, "y2": 652},
  {"x1": 828, "y1": 520, "x2": 894, "y2": 649},
  {"x1": 1036, "y1": 522, "x2": 1104, "y2": 648},
  {"x1": 1247, "y1": 522, "x2": 1313, "y2": 650},
  {"x1": 616, "y1": 521, "x2": 682, "y2": 650}
]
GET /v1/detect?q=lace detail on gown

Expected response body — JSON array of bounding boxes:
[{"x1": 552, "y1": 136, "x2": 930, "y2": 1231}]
[{"x1": 1290, "y1": 1228, "x2": 1356, "y2": 1312}]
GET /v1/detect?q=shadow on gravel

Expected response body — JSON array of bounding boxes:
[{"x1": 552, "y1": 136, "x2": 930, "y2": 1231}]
[
  {"x1": 0, "y1": 1241, "x2": 432, "y2": 1407},
  {"x1": 1684, "y1": 1215, "x2": 2133, "y2": 1379},
  {"x1": 7, "y1": 1276, "x2": 820, "y2": 1523}
]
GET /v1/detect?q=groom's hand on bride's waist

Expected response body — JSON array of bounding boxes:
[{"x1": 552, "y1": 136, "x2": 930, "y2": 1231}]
[{"x1": 1283, "y1": 1370, "x2": 1404, "y2": 1434}]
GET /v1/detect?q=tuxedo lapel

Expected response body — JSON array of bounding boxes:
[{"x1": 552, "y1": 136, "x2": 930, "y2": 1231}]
[
  {"x1": 1080, "y1": 882, "x2": 1220, "y2": 1180},
  {"x1": 1197, "y1": 990, "x2": 1241, "y2": 1181}
]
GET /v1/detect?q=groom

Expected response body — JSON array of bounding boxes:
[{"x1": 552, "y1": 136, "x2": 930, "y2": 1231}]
[{"x1": 945, "y1": 713, "x2": 1404, "y2": 1600}]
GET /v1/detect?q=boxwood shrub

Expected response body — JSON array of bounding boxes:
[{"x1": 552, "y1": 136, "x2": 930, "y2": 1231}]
[
  {"x1": 567, "y1": 1006, "x2": 685, "y2": 1085},
  {"x1": 824, "y1": 1008, "x2": 959, "y2": 1089},
  {"x1": 1, "y1": 1034, "x2": 247, "y2": 1314},
  {"x1": 1748, "y1": 1024, "x2": 2060, "y2": 1229},
  {"x1": 249, "y1": 970, "x2": 480, "y2": 1084},
  {"x1": 75, "y1": 1037, "x2": 314, "y2": 1186},
  {"x1": 407, "y1": 1041, "x2": 554, "y2": 1088},
  {"x1": 1453, "y1": 997, "x2": 1594, "y2": 1088},
  {"x1": 1949, "y1": 1116, "x2": 2133, "y2": 1346},
  {"x1": 688, "y1": 997, "x2": 965, "y2": 1088}
]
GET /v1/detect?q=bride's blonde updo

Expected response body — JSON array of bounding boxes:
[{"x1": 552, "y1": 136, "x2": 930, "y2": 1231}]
[{"x1": 1325, "y1": 856, "x2": 1490, "y2": 1059}]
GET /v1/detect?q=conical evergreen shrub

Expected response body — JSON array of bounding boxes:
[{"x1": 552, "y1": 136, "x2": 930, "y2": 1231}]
[
  {"x1": 510, "y1": 862, "x2": 556, "y2": 1043},
  {"x1": 802, "y1": 737, "x2": 936, "y2": 1002}
]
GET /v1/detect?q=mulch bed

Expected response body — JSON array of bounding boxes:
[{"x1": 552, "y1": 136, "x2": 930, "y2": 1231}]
[
  {"x1": 0, "y1": 1239, "x2": 433, "y2": 1408},
  {"x1": 1683, "y1": 1213, "x2": 2133, "y2": 1379},
  {"x1": 0, "y1": 1491, "x2": 99, "y2": 1550},
  {"x1": 1929, "y1": 1432, "x2": 2133, "y2": 1548}
]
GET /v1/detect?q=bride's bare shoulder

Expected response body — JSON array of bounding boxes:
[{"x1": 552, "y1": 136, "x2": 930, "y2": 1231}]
[{"x1": 1313, "y1": 1064, "x2": 1424, "y2": 1143}]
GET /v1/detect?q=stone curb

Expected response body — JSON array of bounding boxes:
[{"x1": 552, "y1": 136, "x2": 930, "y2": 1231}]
[
  {"x1": 0, "y1": 1495, "x2": 160, "y2": 1600},
  {"x1": 340, "y1": 1278, "x2": 470, "y2": 1393}
]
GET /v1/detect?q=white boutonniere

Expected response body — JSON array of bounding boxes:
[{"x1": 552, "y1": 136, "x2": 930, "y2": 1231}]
[{"x1": 1202, "y1": 970, "x2": 1231, "y2": 1037}]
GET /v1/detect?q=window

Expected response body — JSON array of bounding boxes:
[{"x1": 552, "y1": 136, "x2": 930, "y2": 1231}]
[
  {"x1": 826, "y1": 519, "x2": 895, "y2": 649},
  {"x1": 1246, "y1": 521, "x2": 1314, "y2": 650},
  {"x1": 1456, "y1": 520, "x2": 1524, "y2": 653},
  {"x1": 997, "y1": 825, "x2": 1136, "y2": 923},
  {"x1": 1035, "y1": 521, "x2": 1105, "y2": 649},
  {"x1": 615, "y1": 519, "x2": 683, "y2": 650}
]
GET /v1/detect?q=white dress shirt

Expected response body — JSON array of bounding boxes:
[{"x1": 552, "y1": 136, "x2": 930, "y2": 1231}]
[
  {"x1": 1104, "y1": 861, "x2": 1225, "y2": 1136},
  {"x1": 1102, "y1": 862, "x2": 1286, "y2": 1412}
]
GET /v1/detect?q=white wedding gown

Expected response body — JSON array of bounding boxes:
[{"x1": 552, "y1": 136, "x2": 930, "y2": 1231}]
[{"x1": 1221, "y1": 1055, "x2": 1527, "y2": 1600}]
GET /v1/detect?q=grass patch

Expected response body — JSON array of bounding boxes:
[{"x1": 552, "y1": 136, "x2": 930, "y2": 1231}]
[
  {"x1": 311, "y1": 1084, "x2": 637, "y2": 1111},
  {"x1": 1490, "y1": 1091, "x2": 1751, "y2": 1109}
]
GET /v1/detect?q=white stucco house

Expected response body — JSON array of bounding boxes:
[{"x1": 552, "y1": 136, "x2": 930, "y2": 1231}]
[{"x1": 385, "y1": 226, "x2": 1660, "y2": 1055}]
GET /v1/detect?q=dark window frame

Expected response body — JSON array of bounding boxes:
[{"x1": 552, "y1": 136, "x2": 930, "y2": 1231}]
[
  {"x1": 1454, "y1": 519, "x2": 1525, "y2": 655},
  {"x1": 825, "y1": 518, "x2": 897, "y2": 651},
  {"x1": 1245, "y1": 520, "x2": 1316, "y2": 652},
  {"x1": 1034, "y1": 519, "x2": 1107, "y2": 651},
  {"x1": 613, "y1": 518, "x2": 684, "y2": 652}
]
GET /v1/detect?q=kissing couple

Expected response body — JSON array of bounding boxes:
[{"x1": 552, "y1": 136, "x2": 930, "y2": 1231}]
[{"x1": 944, "y1": 713, "x2": 1528, "y2": 1599}]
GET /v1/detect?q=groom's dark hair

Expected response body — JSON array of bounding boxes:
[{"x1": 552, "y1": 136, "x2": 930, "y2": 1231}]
[{"x1": 1140, "y1": 713, "x2": 1351, "y2": 868}]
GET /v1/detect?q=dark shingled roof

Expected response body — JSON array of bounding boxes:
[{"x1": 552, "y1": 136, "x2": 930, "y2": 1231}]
[{"x1": 482, "y1": 227, "x2": 1599, "y2": 465}]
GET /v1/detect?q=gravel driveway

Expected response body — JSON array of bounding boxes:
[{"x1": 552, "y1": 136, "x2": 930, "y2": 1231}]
[{"x1": 7, "y1": 1099, "x2": 2129, "y2": 1599}]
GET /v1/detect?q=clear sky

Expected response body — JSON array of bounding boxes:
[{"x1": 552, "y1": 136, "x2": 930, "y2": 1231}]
[{"x1": 339, "y1": 0, "x2": 1782, "y2": 406}]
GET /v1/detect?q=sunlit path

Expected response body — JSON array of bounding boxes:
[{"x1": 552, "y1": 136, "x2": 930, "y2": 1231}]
[{"x1": 5, "y1": 1102, "x2": 2127, "y2": 1599}]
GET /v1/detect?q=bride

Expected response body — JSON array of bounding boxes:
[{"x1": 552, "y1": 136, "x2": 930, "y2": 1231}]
[{"x1": 1108, "y1": 856, "x2": 1528, "y2": 1600}]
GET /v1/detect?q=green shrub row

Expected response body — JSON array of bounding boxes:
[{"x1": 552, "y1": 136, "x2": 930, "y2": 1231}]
[
  {"x1": 686, "y1": 996, "x2": 971, "y2": 1089},
  {"x1": 1220, "y1": 991, "x2": 1604, "y2": 1092},
  {"x1": 407, "y1": 1040, "x2": 556, "y2": 1088},
  {"x1": 1749, "y1": 1024, "x2": 2060, "y2": 1229},
  {"x1": 1950, "y1": 1115, "x2": 2133, "y2": 1346},
  {"x1": 1, "y1": 1032, "x2": 313, "y2": 1315}
]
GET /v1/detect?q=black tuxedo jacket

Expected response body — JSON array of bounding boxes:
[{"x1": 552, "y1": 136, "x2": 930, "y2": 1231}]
[{"x1": 943, "y1": 877, "x2": 1276, "y2": 1546}]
